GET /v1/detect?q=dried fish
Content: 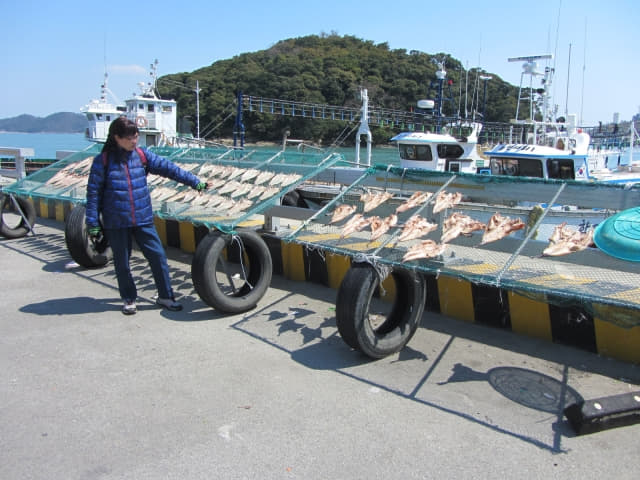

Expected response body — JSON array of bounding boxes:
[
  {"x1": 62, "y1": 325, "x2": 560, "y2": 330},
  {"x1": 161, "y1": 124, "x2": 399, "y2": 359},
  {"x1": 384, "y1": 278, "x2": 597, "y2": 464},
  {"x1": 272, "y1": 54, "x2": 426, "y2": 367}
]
[
  {"x1": 227, "y1": 198, "x2": 253, "y2": 215},
  {"x1": 230, "y1": 183, "x2": 253, "y2": 198},
  {"x1": 203, "y1": 195, "x2": 226, "y2": 208},
  {"x1": 268, "y1": 173, "x2": 287, "y2": 186},
  {"x1": 218, "y1": 180, "x2": 242, "y2": 195},
  {"x1": 340, "y1": 214, "x2": 372, "y2": 238},
  {"x1": 441, "y1": 212, "x2": 485, "y2": 243},
  {"x1": 240, "y1": 168, "x2": 261, "y2": 182},
  {"x1": 396, "y1": 191, "x2": 432, "y2": 213},
  {"x1": 165, "y1": 190, "x2": 187, "y2": 202},
  {"x1": 150, "y1": 186, "x2": 176, "y2": 201},
  {"x1": 398, "y1": 215, "x2": 438, "y2": 242},
  {"x1": 246, "y1": 185, "x2": 266, "y2": 199},
  {"x1": 181, "y1": 190, "x2": 200, "y2": 203},
  {"x1": 402, "y1": 240, "x2": 447, "y2": 262},
  {"x1": 432, "y1": 191, "x2": 463, "y2": 214},
  {"x1": 227, "y1": 168, "x2": 245, "y2": 181},
  {"x1": 216, "y1": 198, "x2": 236, "y2": 211},
  {"x1": 480, "y1": 213, "x2": 525, "y2": 245},
  {"x1": 361, "y1": 190, "x2": 393, "y2": 213},
  {"x1": 254, "y1": 170, "x2": 275, "y2": 185},
  {"x1": 329, "y1": 204, "x2": 357, "y2": 224},
  {"x1": 191, "y1": 193, "x2": 211, "y2": 206},
  {"x1": 259, "y1": 186, "x2": 280, "y2": 200},
  {"x1": 541, "y1": 222, "x2": 593, "y2": 256},
  {"x1": 369, "y1": 214, "x2": 398, "y2": 241},
  {"x1": 206, "y1": 177, "x2": 227, "y2": 190}
]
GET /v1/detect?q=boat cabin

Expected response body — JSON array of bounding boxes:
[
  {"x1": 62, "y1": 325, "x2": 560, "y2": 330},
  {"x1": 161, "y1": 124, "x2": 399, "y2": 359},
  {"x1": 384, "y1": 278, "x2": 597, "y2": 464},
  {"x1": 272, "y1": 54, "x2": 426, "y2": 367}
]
[
  {"x1": 123, "y1": 94, "x2": 177, "y2": 148},
  {"x1": 391, "y1": 122, "x2": 485, "y2": 174},
  {"x1": 487, "y1": 146, "x2": 586, "y2": 180}
]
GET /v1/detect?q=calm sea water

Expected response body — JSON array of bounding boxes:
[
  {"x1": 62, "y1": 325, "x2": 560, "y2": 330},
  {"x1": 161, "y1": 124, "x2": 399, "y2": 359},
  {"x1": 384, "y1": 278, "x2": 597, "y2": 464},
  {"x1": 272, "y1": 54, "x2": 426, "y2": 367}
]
[
  {"x1": 0, "y1": 132, "x2": 400, "y2": 165},
  {"x1": 0, "y1": 132, "x2": 92, "y2": 159}
]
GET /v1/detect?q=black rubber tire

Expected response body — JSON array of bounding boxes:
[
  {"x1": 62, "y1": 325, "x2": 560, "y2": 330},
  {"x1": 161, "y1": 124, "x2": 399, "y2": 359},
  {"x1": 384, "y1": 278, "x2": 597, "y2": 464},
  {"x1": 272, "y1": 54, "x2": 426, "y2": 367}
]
[
  {"x1": 336, "y1": 263, "x2": 426, "y2": 359},
  {"x1": 191, "y1": 229, "x2": 273, "y2": 313},
  {"x1": 281, "y1": 189, "x2": 309, "y2": 208},
  {"x1": 0, "y1": 194, "x2": 36, "y2": 239},
  {"x1": 64, "y1": 205, "x2": 112, "y2": 268}
]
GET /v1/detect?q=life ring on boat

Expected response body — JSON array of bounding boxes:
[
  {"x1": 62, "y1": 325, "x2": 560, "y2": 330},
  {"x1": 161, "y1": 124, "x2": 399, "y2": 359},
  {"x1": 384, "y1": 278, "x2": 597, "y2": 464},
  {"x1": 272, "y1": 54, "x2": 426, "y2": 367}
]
[{"x1": 136, "y1": 116, "x2": 148, "y2": 128}]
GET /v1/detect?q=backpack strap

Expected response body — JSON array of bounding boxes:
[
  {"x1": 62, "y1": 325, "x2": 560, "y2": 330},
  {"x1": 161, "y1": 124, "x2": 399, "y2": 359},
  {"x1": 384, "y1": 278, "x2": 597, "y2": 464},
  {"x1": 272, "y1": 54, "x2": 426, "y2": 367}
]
[
  {"x1": 101, "y1": 148, "x2": 148, "y2": 173},
  {"x1": 136, "y1": 147, "x2": 147, "y2": 166},
  {"x1": 136, "y1": 147, "x2": 149, "y2": 174}
]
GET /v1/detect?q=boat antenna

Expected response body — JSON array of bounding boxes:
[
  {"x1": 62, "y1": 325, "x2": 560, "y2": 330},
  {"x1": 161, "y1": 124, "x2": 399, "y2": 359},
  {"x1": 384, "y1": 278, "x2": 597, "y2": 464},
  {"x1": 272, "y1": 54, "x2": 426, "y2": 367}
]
[
  {"x1": 552, "y1": 0, "x2": 562, "y2": 105},
  {"x1": 457, "y1": 65, "x2": 464, "y2": 118},
  {"x1": 579, "y1": 18, "x2": 587, "y2": 124},
  {"x1": 507, "y1": 54, "x2": 553, "y2": 143},
  {"x1": 471, "y1": 42, "x2": 482, "y2": 121},
  {"x1": 564, "y1": 43, "x2": 572, "y2": 117},
  {"x1": 464, "y1": 61, "x2": 469, "y2": 118},
  {"x1": 148, "y1": 59, "x2": 159, "y2": 97}
]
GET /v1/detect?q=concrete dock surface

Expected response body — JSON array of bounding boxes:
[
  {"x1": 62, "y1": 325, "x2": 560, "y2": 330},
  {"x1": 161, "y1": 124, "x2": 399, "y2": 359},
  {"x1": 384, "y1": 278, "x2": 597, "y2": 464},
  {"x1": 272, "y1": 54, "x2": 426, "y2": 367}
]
[{"x1": 1, "y1": 218, "x2": 639, "y2": 480}]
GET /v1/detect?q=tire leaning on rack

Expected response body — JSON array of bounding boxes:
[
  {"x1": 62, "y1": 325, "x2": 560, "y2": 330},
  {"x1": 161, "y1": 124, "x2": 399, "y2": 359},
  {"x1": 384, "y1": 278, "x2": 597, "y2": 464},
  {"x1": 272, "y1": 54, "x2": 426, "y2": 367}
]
[
  {"x1": 191, "y1": 228, "x2": 273, "y2": 314},
  {"x1": 336, "y1": 262, "x2": 426, "y2": 359},
  {"x1": 64, "y1": 205, "x2": 112, "y2": 268},
  {"x1": 281, "y1": 189, "x2": 309, "y2": 208},
  {"x1": 0, "y1": 194, "x2": 36, "y2": 239}
]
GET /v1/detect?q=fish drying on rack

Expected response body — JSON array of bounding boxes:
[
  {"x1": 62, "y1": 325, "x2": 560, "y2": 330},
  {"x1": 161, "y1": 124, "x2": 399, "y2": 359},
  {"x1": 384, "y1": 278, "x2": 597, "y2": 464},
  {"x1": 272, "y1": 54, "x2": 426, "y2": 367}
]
[
  {"x1": 395, "y1": 191, "x2": 432, "y2": 213},
  {"x1": 340, "y1": 214, "x2": 372, "y2": 238},
  {"x1": 360, "y1": 190, "x2": 393, "y2": 213},
  {"x1": 329, "y1": 204, "x2": 357, "y2": 224},
  {"x1": 480, "y1": 213, "x2": 525, "y2": 245},
  {"x1": 398, "y1": 215, "x2": 438, "y2": 241},
  {"x1": 369, "y1": 214, "x2": 398, "y2": 241},
  {"x1": 542, "y1": 222, "x2": 594, "y2": 256},
  {"x1": 441, "y1": 212, "x2": 486, "y2": 243},
  {"x1": 433, "y1": 191, "x2": 463, "y2": 214},
  {"x1": 402, "y1": 239, "x2": 447, "y2": 262}
]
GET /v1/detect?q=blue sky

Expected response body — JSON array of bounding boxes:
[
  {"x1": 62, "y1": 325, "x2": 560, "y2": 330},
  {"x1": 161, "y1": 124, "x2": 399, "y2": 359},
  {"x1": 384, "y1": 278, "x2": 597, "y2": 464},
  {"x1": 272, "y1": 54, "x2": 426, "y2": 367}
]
[{"x1": 1, "y1": 0, "x2": 638, "y2": 125}]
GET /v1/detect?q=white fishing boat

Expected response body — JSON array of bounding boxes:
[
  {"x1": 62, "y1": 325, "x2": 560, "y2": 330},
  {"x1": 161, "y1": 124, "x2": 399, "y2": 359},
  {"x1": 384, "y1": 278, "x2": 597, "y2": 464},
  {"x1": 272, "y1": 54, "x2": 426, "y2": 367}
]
[
  {"x1": 80, "y1": 71, "x2": 126, "y2": 142},
  {"x1": 81, "y1": 60, "x2": 204, "y2": 149},
  {"x1": 484, "y1": 54, "x2": 640, "y2": 185},
  {"x1": 586, "y1": 125, "x2": 640, "y2": 184},
  {"x1": 391, "y1": 121, "x2": 486, "y2": 174},
  {"x1": 390, "y1": 61, "x2": 488, "y2": 174}
]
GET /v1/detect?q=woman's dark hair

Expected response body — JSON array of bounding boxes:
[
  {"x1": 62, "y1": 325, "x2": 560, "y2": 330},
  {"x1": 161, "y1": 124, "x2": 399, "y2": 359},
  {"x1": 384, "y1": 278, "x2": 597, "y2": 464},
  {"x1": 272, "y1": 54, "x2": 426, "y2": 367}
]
[{"x1": 101, "y1": 116, "x2": 139, "y2": 153}]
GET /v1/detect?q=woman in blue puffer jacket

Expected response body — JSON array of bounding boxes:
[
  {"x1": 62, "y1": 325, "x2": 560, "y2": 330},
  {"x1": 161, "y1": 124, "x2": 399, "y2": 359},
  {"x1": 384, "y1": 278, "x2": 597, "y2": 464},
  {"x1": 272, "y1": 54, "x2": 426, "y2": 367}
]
[{"x1": 85, "y1": 117, "x2": 208, "y2": 315}]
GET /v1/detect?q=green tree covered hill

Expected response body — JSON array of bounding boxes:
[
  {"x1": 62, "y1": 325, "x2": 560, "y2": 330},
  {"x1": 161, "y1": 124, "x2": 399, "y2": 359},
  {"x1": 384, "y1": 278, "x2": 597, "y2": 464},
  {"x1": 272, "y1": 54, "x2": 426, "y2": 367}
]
[{"x1": 159, "y1": 33, "x2": 518, "y2": 145}]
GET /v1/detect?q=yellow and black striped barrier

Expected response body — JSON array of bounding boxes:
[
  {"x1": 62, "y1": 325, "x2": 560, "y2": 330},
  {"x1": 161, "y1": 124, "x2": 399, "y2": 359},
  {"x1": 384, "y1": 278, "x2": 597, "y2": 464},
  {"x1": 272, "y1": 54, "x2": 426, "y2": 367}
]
[{"x1": 31, "y1": 196, "x2": 640, "y2": 365}]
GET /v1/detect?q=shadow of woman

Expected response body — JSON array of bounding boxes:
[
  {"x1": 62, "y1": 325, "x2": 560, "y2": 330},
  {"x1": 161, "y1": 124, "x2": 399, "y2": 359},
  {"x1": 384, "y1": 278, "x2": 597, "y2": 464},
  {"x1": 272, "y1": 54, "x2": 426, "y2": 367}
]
[{"x1": 20, "y1": 296, "x2": 121, "y2": 315}]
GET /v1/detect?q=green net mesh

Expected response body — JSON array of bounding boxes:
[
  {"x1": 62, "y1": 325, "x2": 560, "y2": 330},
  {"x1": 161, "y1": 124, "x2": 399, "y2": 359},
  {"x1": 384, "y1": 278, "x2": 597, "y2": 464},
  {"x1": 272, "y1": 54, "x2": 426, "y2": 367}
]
[
  {"x1": 5, "y1": 149, "x2": 640, "y2": 327},
  {"x1": 283, "y1": 165, "x2": 640, "y2": 328},
  {"x1": 3, "y1": 144, "x2": 343, "y2": 233}
]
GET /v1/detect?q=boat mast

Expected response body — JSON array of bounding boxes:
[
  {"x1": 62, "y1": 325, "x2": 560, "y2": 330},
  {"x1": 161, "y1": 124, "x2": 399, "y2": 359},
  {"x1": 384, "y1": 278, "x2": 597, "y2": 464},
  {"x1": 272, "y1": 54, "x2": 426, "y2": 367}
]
[
  {"x1": 355, "y1": 88, "x2": 372, "y2": 167},
  {"x1": 429, "y1": 60, "x2": 448, "y2": 133},
  {"x1": 507, "y1": 54, "x2": 553, "y2": 143}
]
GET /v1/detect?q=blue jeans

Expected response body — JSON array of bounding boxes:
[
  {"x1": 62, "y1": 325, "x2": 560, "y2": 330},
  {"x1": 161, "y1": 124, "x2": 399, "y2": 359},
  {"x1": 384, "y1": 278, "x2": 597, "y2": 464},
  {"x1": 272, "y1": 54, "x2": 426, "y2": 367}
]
[{"x1": 105, "y1": 224, "x2": 174, "y2": 302}]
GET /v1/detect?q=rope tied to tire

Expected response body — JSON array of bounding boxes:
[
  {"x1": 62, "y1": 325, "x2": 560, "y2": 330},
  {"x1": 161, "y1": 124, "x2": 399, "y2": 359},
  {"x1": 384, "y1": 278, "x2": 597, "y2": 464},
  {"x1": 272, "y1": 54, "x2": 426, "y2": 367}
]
[
  {"x1": 352, "y1": 252, "x2": 391, "y2": 297},
  {"x1": 230, "y1": 233, "x2": 253, "y2": 290},
  {"x1": 302, "y1": 244, "x2": 327, "y2": 279}
]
